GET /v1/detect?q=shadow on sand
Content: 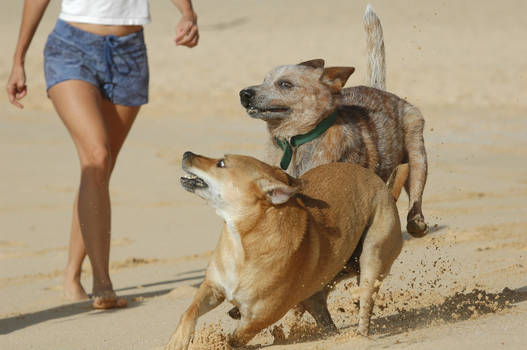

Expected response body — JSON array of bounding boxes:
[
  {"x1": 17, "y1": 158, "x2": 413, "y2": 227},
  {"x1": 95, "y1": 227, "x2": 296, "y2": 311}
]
[
  {"x1": 0, "y1": 271, "x2": 205, "y2": 335},
  {"x1": 370, "y1": 286, "x2": 527, "y2": 337},
  {"x1": 262, "y1": 286, "x2": 527, "y2": 348},
  {"x1": 402, "y1": 224, "x2": 448, "y2": 240}
]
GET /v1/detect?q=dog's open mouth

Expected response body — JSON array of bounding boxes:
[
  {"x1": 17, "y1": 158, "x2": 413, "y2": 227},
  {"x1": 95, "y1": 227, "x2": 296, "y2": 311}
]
[
  {"x1": 180, "y1": 170, "x2": 208, "y2": 192},
  {"x1": 247, "y1": 106, "x2": 289, "y2": 117}
]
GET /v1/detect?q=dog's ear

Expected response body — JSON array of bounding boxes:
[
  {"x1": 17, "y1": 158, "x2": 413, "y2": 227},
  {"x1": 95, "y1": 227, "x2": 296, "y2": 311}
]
[
  {"x1": 270, "y1": 166, "x2": 304, "y2": 190},
  {"x1": 298, "y1": 59, "x2": 325, "y2": 69},
  {"x1": 257, "y1": 178, "x2": 299, "y2": 205},
  {"x1": 321, "y1": 67, "x2": 355, "y2": 93}
]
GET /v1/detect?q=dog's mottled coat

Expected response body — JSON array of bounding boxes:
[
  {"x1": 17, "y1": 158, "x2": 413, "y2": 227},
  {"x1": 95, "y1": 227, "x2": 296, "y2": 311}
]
[{"x1": 239, "y1": 6, "x2": 428, "y2": 236}]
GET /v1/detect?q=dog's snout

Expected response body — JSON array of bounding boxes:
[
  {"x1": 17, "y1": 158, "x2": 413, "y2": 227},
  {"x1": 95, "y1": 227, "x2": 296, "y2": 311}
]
[
  {"x1": 239, "y1": 88, "x2": 255, "y2": 107},
  {"x1": 240, "y1": 88, "x2": 255, "y2": 100},
  {"x1": 183, "y1": 151, "x2": 194, "y2": 160}
]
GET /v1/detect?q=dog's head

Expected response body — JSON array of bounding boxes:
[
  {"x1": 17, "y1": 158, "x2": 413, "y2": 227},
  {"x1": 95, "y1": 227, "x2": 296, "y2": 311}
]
[
  {"x1": 239, "y1": 59, "x2": 354, "y2": 135},
  {"x1": 180, "y1": 151, "x2": 301, "y2": 220}
]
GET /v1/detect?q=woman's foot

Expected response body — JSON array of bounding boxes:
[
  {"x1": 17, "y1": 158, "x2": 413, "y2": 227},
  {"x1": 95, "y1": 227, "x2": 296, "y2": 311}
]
[
  {"x1": 63, "y1": 269, "x2": 89, "y2": 301},
  {"x1": 92, "y1": 290, "x2": 128, "y2": 309}
]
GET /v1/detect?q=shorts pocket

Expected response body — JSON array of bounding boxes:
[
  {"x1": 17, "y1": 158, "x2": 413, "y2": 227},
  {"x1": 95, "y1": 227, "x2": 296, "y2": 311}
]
[{"x1": 43, "y1": 34, "x2": 99, "y2": 90}]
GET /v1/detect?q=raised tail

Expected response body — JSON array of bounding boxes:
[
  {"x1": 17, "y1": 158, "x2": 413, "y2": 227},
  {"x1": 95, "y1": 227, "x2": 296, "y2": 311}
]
[{"x1": 363, "y1": 4, "x2": 386, "y2": 90}]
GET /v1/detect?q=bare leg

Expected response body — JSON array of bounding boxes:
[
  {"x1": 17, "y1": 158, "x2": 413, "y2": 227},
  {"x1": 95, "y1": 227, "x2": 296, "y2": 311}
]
[
  {"x1": 166, "y1": 280, "x2": 224, "y2": 350},
  {"x1": 63, "y1": 194, "x2": 88, "y2": 300},
  {"x1": 50, "y1": 80, "x2": 139, "y2": 306},
  {"x1": 102, "y1": 99, "x2": 141, "y2": 175}
]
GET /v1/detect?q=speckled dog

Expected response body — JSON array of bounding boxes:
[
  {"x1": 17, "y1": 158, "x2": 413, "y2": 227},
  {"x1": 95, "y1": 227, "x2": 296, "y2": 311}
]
[{"x1": 239, "y1": 6, "x2": 428, "y2": 236}]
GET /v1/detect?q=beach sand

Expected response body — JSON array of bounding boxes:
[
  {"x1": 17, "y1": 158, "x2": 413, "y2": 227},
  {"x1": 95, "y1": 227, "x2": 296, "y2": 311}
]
[{"x1": 1, "y1": 0, "x2": 526, "y2": 349}]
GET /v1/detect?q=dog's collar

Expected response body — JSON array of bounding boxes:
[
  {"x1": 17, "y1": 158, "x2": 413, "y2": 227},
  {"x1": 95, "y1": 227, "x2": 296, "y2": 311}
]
[{"x1": 275, "y1": 109, "x2": 338, "y2": 171}]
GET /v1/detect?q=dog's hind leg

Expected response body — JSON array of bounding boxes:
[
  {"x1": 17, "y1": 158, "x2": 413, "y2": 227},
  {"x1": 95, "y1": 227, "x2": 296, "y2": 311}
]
[
  {"x1": 301, "y1": 289, "x2": 338, "y2": 335},
  {"x1": 402, "y1": 105, "x2": 428, "y2": 237},
  {"x1": 166, "y1": 280, "x2": 225, "y2": 350},
  {"x1": 357, "y1": 202, "x2": 402, "y2": 336},
  {"x1": 356, "y1": 262, "x2": 384, "y2": 336}
]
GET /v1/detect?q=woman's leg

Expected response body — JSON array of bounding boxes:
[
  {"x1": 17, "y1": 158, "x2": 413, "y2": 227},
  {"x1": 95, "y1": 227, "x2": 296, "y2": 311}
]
[
  {"x1": 102, "y1": 99, "x2": 140, "y2": 174},
  {"x1": 62, "y1": 97, "x2": 140, "y2": 301},
  {"x1": 49, "y1": 80, "x2": 139, "y2": 307},
  {"x1": 50, "y1": 80, "x2": 113, "y2": 300},
  {"x1": 64, "y1": 195, "x2": 88, "y2": 300}
]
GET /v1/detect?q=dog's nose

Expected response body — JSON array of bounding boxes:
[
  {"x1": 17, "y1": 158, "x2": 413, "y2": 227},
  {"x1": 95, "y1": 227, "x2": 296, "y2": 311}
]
[
  {"x1": 239, "y1": 88, "x2": 255, "y2": 107},
  {"x1": 183, "y1": 151, "x2": 194, "y2": 160}
]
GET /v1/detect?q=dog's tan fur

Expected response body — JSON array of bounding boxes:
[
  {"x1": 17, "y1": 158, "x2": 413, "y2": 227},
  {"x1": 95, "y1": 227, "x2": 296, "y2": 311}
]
[
  {"x1": 166, "y1": 152, "x2": 403, "y2": 349},
  {"x1": 239, "y1": 6, "x2": 428, "y2": 236}
]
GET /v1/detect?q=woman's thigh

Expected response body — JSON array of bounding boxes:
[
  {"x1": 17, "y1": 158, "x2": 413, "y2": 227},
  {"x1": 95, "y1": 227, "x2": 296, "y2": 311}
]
[
  {"x1": 101, "y1": 100, "x2": 140, "y2": 165},
  {"x1": 48, "y1": 80, "x2": 109, "y2": 167}
]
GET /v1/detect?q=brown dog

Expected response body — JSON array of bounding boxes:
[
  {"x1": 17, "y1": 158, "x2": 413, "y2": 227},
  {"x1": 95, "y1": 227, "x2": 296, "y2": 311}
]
[
  {"x1": 165, "y1": 152, "x2": 403, "y2": 349},
  {"x1": 239, "y1": 6, "x2": 428, "y2": 236}
]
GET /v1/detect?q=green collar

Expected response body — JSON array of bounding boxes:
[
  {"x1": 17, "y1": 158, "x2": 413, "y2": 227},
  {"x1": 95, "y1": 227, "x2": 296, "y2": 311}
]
[{"x1": 275, "y1": 109, "x2": 338, "y2": 170}]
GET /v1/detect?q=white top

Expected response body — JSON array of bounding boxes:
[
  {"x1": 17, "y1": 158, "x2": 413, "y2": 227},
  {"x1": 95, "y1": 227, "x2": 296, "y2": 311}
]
[{"x1": 59, "y1": 0, "x2": 151, "y2": 25}]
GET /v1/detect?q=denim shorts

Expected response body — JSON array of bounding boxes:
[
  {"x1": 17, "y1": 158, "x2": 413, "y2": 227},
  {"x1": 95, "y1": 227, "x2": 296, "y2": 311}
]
[{"x1": 44, "y1": 19, "x2": 149, "y2": 106}]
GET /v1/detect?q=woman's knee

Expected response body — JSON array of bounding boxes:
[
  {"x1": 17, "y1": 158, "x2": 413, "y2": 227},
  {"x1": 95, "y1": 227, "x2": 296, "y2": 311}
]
[{"x1": 80, "y1": 146, "x2": 112, "y2": 184}]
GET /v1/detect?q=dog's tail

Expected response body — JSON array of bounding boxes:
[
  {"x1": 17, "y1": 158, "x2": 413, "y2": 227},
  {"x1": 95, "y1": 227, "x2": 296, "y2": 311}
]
[{"x1": 363, "y1": 4, "x2": 386, "y2": 90}]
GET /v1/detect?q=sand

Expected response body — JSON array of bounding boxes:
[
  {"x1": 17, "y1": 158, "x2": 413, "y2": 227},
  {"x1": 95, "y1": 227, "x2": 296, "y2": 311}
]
[{"x1": 1, "y1": 0, "x2": 526, "y2": 349}]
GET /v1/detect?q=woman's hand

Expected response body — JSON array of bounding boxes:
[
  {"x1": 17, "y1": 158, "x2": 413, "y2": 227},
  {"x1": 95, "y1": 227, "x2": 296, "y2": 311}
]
[
  {"x1": 6, "y1": 64, "x2": 27, "y2": 109},
  {"x1": 175, "y1": 15, "x2": 199, "y2": 48}
]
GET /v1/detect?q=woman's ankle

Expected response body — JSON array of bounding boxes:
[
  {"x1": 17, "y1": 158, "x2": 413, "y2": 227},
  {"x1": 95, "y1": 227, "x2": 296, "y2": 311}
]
[
  {"x1": 64, "y1": 263, "x2": 82, "y2": 281},
  {"x1": 63, "y1": 269, "x2": 89, "y2": 300},
  {"x1": 92, "y1": 277, "x2": 114, "y2": 295}
]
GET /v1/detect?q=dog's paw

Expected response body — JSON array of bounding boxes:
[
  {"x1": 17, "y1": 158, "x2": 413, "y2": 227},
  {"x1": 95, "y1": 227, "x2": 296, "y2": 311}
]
[{"x1": 406, "y1": 216, "x2": 428, "y2": 238}]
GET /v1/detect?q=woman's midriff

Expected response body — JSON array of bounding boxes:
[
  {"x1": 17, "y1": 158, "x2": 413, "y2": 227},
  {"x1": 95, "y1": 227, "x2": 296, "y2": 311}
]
[{"x1": 66, "y1": 22, "x2": 143, "y2": 36}]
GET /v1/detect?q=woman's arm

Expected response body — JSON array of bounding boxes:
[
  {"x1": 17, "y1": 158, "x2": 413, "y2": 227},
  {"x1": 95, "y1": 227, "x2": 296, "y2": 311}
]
[
  {"x1": 171, "y1": 0, "x2": 199, "y2": 48},
  {"x1": 6, "y1": 0, "x2": 51, "y2": 109}
]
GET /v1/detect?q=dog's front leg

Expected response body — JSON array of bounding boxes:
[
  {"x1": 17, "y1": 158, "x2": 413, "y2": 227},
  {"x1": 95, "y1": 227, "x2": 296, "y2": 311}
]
[{"x1": 165, "y1": 280, "x2": 225, "y2": 350}]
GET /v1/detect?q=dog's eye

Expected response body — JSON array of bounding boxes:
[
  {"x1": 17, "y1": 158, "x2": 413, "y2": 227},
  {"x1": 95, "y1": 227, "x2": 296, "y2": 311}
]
[
  {"x1": 216, "y1": 159, "x2": 225, "y2": 168},
  {"x1": 277, "y1": 80, "x2": 293, "y2": 89}
]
